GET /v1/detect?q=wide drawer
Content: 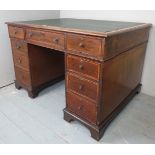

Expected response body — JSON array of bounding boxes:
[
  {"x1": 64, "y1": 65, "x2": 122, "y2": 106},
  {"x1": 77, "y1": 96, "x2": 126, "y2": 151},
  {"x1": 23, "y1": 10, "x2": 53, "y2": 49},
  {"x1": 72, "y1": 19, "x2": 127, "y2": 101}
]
[
  {"x1": 8, "y1": 26, "x2": 25, "y2": 39},
  {"x1": 13, "y1": 52, "x2": 29, "y2": 71},
  {"x1": 26, "y1": 29, "x2": 65, "y2": 51},
  {"x1": 67, "y1": 92, "x2": 97, "y2": 124},
  {"x1": 67, "y1": 73, "x2": 99, "y2": 102},
  {"x1": 15, "y1": 67, "x2": 31, "y2": 87},
  {"x1": 66, "y1": 55, "x2": 100, "y2": 81},
  {"x1": 66, "y1": 34, "x2": 102, "y2": 58},
  {"x1": 11, "y1": 39, "x2": 28, "y2": 54}
]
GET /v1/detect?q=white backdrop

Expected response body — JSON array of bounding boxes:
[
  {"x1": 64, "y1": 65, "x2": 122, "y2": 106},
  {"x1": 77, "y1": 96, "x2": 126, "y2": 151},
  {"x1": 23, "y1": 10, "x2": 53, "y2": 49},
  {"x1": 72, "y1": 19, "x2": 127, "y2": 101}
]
[
  {"x1": 60, "y1": 10, "x2": 155, "y2": 97},
  {"x1": 0, "y1": 10, "x2": 60, "y2": 88}
]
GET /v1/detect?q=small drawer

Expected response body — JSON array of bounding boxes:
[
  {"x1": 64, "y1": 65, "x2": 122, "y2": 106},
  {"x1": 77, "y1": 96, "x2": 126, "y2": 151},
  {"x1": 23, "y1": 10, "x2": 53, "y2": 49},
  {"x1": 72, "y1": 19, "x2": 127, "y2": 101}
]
[
  {"x1": 8, "y1": 26, "x2": 25, "y2": 39},
  {"x1": 11, "y1": 39, "x2": 28, "y2": 54},
  {"x1": 26, "y1": 29, "x2": 65, "y2": 50},
  {"x1": 67, "y1": 92, "x2": 97, "y2": 124},
  {"x1": 15, "y1": 67, "x2": 31, "y2": 87},
  {"x1": 67, "y1": 55, "x2": 100, "y2": 80},
  {"x1": 67, "y1": 73, "x2": 99, "y2": 102},
  {"x1": 13, "y1": 52, "x2": 29, "y2": 71},
  {"x1": 66, "y1": 34, "x2": 102, "y2": 58}
]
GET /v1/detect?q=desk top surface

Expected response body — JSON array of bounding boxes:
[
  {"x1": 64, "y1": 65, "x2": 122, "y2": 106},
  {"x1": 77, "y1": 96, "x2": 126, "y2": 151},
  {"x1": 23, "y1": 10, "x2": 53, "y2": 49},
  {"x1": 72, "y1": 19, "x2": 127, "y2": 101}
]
[{"x1": 8, "y1": 18, "x2": 151, "y2": 37}]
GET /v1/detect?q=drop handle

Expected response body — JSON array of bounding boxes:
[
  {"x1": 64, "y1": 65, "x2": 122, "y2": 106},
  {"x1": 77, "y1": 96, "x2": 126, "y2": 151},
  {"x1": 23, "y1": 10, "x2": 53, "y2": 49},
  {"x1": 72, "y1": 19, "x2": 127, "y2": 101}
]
[
  {"x1": 28, "y1": 32, "x2": 33, "y2": 37},
  {"x1": 53, "y1": 38, "x2": 59, "y2": 43},
  {"x1": 79, "y1": 42, "x2": 85, "y2": 48},
  {"x1": 18, "y1": 59, "x2": 22, "y2": 64},
  {"x1": 79, "y1": 85, "x2": 84, "y2": 90},
  {"x1": 78, "y1": 105, "x2": 83, "y2": 111},
  {"x1": 79, "y1": 64, "x2": 84, "y2": 70},
  {"x1": 14, "y1": 30, "x2": 18, "y2": 34},
  {"x1": 16, "y1": 45, "x2": 21, "y2": 49}
]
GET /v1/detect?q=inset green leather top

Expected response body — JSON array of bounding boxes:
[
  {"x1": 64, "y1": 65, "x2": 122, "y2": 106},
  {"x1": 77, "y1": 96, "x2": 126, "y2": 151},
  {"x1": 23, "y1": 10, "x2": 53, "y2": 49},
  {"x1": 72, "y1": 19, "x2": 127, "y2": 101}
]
[{"x1": 7, "y1": 18, "x2": 151, "y2": 37}]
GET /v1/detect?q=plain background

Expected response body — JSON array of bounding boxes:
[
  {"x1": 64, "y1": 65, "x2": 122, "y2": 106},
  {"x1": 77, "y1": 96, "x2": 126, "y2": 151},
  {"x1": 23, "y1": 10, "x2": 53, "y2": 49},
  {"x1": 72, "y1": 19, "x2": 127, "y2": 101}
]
[{"x1": 0, "y1": 10, "x2": 155, "y2": 97}]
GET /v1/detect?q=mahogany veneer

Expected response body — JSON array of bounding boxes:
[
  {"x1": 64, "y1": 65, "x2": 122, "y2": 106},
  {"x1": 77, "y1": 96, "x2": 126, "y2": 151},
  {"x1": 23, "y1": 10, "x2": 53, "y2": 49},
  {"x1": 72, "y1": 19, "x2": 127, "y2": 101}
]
[{"x1": 7, "y1": 18, "x2": 152, "y2": 140}]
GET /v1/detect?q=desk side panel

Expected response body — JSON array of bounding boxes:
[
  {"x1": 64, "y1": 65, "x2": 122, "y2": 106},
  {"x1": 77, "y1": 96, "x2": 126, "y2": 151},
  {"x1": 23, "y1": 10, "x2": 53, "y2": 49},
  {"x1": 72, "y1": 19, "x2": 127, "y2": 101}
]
[{"x1": 100, "y1": 43, "x2": 147, "y2": 122}]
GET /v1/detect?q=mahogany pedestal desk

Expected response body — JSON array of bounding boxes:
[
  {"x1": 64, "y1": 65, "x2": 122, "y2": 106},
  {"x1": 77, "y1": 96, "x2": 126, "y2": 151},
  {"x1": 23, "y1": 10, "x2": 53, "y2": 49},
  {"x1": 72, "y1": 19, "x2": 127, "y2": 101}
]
[{"x1": 7, "y1": 19, "x2": 151, "y2": 140}]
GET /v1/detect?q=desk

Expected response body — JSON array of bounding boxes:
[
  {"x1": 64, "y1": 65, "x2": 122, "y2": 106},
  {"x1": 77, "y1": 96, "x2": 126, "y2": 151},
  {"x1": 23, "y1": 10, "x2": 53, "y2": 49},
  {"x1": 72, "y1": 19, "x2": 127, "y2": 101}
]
[{"x1": 7, "y1": 18, "x2": 151, "y2": 140}]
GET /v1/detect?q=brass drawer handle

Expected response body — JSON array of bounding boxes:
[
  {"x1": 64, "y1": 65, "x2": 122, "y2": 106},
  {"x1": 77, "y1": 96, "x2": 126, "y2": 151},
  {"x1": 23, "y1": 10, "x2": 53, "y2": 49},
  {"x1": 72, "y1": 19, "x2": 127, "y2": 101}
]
[
  {"x1": 14, "y1": 30, "x2": 18, "y2": 34},
  {"x1": 18, "y1": 59, "x2": 22, "y2": 64},
  {"x1": 78, "y1": 105, "x2": 83, "y2": 111},
  {"x1": 79, "y1": 85, "x2": 84, "y2": 90},
  {"x1": 79, "y1": 42, "x2": 85, "y2": 48},
  {"x1": 53, "y1": 38, "x2": 59, "y2": 43},
  {"x1": 16, "y1": 45, "x2": 21, "y2": 49},
  {"x1": 79, "y1": 64, "x2": 84, "y2": 70},
  {"x1": 28, "y1": 32, "x2": 33, "y2": 37}
]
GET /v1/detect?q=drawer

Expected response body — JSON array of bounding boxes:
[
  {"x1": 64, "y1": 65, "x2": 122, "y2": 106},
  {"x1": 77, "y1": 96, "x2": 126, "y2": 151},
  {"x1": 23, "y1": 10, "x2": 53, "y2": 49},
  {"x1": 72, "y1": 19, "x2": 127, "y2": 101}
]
[
  {"x1": 15, "y1": 67, "x2": 31, "y2": 86},
  {"x1": 67, "y1": 92, "x2": 97, "y2": 124},
  {"x1": 26, "y1": 29, "x2": 65, "y2": 50},
  {"x1": 67, "y1": 73, "x2": 99, "y2": 102},
  {"x1": 67, "y1": 55, "x2": 100, "y2": 80},
  {"x1": 13, "y1": 52, "x2": 29, "y2": 71},
  {"x1": 8, "y1": 26, "x2": 25, "y2": 39},
  {"x1": 11, "y1": 39, "x2": 28, "y2": 54},
  {"x1": 66, "y1": 34, "x2": 102, "y2": 58}
]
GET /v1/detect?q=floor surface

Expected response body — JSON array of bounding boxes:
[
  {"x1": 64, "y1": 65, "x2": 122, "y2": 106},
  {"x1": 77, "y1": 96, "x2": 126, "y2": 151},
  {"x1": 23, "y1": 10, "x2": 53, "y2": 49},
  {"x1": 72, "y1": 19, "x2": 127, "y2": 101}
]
[{"x1": 0, "y1": 81, "x2": 155, "y2": 144}]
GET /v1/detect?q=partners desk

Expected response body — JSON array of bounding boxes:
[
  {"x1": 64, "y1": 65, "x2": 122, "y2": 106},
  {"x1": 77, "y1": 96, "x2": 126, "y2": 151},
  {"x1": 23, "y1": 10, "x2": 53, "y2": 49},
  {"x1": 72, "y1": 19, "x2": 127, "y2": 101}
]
[{"x1": 6, "y1": 18, "x2": 151, "y2": 140}]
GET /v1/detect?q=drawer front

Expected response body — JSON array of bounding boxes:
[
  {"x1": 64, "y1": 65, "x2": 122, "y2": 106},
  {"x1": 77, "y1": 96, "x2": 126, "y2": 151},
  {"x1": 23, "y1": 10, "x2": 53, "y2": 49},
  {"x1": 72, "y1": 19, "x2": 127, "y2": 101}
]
[
  {"x1": 67, "y1": 73, "x2": 99, "y2": 102},
  {"x1": 13, "y1": 52, "x2": 29, "y2": 71},
  {"x1": 26, "y1": 29, "x2": 65, "y2": 50},
  {"x1": 66, "y1": 34, "x2": 102, "y2": 58},
  {"x1": 15, "y1": 67, "x2": 31, "y2": 86},
  {"x1": 67, "y1": 92, "x2": 97, "y2": 124},
  {"x1": 11, "y1": 39, "x2": 28, "y2": 54},
  {"x1": 67, "y1": 55, "x2": 100, "y2": 80},
  {"x1": 8, "y1": 26, "x2": 25, "y2": 39}
]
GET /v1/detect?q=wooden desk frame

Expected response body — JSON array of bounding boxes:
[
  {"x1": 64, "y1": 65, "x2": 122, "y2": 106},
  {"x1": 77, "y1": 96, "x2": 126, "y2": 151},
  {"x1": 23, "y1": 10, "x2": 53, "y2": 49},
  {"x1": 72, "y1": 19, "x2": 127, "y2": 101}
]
[{"x1": 7, "y1": 19, "x2": 151, "y2": 140}]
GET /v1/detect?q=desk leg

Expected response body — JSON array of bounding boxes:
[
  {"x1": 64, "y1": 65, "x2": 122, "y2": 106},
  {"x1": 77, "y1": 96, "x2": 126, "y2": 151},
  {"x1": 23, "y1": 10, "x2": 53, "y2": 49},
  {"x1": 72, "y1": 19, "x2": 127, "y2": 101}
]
[
  {"x1": 63, "y1": 108, "x2": 102, "y2": 141},
  {"x1": 28, "y1": 90, "x2": 38, "y2": 98},
  {"x1": 15, "y1": 80, "x2": 22, "y2": 90}
]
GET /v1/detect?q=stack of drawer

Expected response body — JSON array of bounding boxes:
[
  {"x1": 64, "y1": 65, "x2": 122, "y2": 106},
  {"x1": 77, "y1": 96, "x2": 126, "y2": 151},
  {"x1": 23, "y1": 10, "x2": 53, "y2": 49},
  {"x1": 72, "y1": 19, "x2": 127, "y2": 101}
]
[
  {"x1": 8, "y1": 26, "x2": 66, "y2": 91},
  {"x1": 66, "y1": 34, "x2": 102, "y2": 125},
  {"x1": 9, "y1": 26, "x2": 31, "y2": 88}
]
